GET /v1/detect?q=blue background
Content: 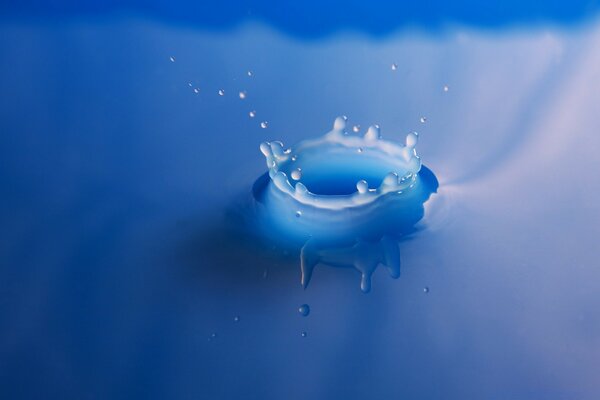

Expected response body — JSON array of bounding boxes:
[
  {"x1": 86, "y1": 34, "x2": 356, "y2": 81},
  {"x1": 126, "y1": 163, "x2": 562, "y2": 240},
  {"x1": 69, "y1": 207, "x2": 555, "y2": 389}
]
[{"x1": 2, "y1": 1, "x2": 600, "y2": 399}]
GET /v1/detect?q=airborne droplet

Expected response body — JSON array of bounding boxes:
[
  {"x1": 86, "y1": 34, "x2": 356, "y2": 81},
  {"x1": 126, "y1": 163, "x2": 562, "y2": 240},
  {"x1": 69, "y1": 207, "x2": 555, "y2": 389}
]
[
  {"x1": 295, "y1": 211, "x2": 302, "y2": 218},
  {"x1": 301, "y1": 331, "x2": 307, "y2": 337},
  {"x1": 218, "y1": 89, "x2": 225, "y2": 96},
  {"x1": 298, "y1": 304, "x2": 310, "y2": 316},
  {"x1": 260, "y1": 121, "x2": 269, "y2": 129},
  {"x1": 352, "y1": 125, "x2": 360, "y2": 133},
  {"x1": 249, "y1": 110, "x2": 256, "y2": 118},
  {"x1": 420, "y1": 116, "x2": 427, "y2": 123},
  {"x1": 169, "y1": 56, "x2": 175, "y2": 62},
  {"x1": 391, "y1": 63, "x2": 398, "y2": 71},
  {"x1": 443, "y1": 85, "x2": 449, "y2": 92},
  {"x1": 239, "y1": 91, "x2": 247, "y2": 99}
]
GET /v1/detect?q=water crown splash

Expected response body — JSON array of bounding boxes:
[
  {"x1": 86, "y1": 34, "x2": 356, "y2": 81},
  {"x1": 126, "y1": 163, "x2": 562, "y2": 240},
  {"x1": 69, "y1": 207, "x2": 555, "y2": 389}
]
[{"x1": 253, "y1": 117, "x2": 437, "y2": 292}]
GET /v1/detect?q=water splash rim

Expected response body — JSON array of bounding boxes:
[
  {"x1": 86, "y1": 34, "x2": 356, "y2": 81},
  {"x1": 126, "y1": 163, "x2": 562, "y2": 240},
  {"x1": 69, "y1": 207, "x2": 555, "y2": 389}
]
[{"x1": 259, "y1": 116, "x2": 422, "y2": 210}]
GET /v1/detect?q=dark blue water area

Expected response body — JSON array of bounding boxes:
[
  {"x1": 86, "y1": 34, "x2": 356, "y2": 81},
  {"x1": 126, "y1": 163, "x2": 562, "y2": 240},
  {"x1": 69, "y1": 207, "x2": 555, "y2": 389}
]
[
  {"x1": 2, "y1": 4, "x2": 600, "y2": 400},
  {"x1": 2, "y1": 0, "x2": 600, "y2": 37}
]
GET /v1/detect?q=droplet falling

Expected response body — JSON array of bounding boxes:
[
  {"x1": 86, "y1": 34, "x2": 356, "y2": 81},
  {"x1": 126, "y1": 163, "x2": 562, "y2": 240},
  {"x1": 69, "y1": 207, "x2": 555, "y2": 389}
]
[
  {"x1": 423, "y1": 286, "x2": 430, "y2": 293},
  {"x1": 247, "y1": 70, "x2": 253, "y2": 77},
  {"x1": 295, "y1": 211, "x2": 302, "y2": 218},
  {"x1": 239, "y1": 91, "x2": 247, "y2": 99},
  {"x1": 352, "y1": 125, "x2": 360, "y2": 133},
  {"x1": 357, "y1": 147, "x2": 364, "y2": 153},
  {"x1": 193, "y1": 88, "x2": 199, "y2": 94},
  {"x1": 233, "y1": 316, "x2": 240, "y2": 322},
  {"x1": 260, "y1": 121, "x2": 269, "y2": 129},
  {"x1": 420, "y1": 117, "x2": 427, "y2": 123},
  {"x1": 249, "y1": 110, "x2": 256, "y2": 118},
  {"x1": 391, "y1": 63, "x2": 398, "y2": 71},
  {"x1": 301, "y1": 331, "x2": 307, "y2": 337},
  {"x1": 169, "y1": 56, "x2": 175, "y2": 62},
  {"x1": 218, "y1": 89, "x2": 225, "y2": 96},
  {"x1": 443, "y1": 85, "x2": 449, "y2": 92},
  {"x1": 298, "y1": 304, "x2": 310, "y2": 316}
]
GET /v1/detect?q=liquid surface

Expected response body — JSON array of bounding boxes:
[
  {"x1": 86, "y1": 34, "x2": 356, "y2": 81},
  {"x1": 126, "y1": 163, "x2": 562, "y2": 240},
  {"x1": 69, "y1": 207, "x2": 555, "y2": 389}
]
[{"x1": 1, "y1": 13, "x2": 600, "y2": 400}]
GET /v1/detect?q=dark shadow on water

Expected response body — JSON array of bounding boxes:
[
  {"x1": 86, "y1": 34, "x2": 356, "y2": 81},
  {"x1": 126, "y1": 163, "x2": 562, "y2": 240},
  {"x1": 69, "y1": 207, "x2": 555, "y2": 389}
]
[{"x1": 2, "y1": 0, "x2": 600, "y2": 38}]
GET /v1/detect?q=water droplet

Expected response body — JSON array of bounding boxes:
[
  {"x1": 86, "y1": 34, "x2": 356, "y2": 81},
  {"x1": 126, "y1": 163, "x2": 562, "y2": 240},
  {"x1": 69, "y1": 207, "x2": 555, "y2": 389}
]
[
  {"x1": 291, "y1": 155, "x2": 297, "y2": 161},
  {"x1": 391, "y1": 63, "x2": 398, "y2": 71},
  {"x1": 443, "y1": 85, "x2": 449, "y2": 92},
  {"x1": 298, "y1": 304, "x2": 310, "y2": 316},
  {"x1": 249, "y1": 110, "x2": 256, "y2": 118},
  {"x1": 352, "y1": 125, "x2": 360, "y2": 133},
  {"x1": 193, "y1": 88, "x2": 199, "y2": 94},
  {"x1": 357, "y1": 147, "x2": 364, "y2": 153},
  {"x1": 260, "y1": 121, "x2": 268, "y2": 129},
  {"x1": 356, "y1": 180, "x2": 368, "y2": 194},
  {"x1": 233, "y1": 316, "x2": 240, "y2": 322},
  {"x1": 208, "y1": 332, "x2": 217, "y2": 340},
  {"x1": 187, "y1": 82, "x2": 193, "y2": 87},
  {"x1": 218, "y1": 89, "x2": 225, "y2": 96},
  {"x1": 423, "y1": 286, "x2": 430, "y2": 293},
  {"x1": 169, "y1": 56, "x2": 175, "y2": 62},
  {"x1": 291, "y1": 168, "x2": 302, "y2": 180},
  {"x1": 295, "y1": 211, "x2": 302, "y2": 218},
  {"x1": 301, "y1": 331, "x2": 307, "y2": 337},
  {"x1": 239, "y1": 91, "x2": 247, "y2": 99},
  {"x1": 247, "y1": 70, "x2": 253, "y2": 77},
  {"x1": 420, "y1": 117, "x2": 427, "y2": 123}
]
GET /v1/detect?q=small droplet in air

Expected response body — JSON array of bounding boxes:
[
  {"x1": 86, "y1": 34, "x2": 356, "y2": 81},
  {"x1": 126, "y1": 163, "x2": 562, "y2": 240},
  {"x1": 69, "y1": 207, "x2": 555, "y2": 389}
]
[
  {"x1": 298, "y1": 304, "x2": 310, "y2": 316},
  {"x1": 391, "y1": 63, "x2": 398, "y2": 71},
  {"x1": 291, "y1": 168, "x2": 302, "y2": 180},
  {"x1": 247, "y1": 70, "x2": 253, "y2": 77},
  {"x1": 301, "y1": 331, "x2": 307, "y2": 337},
  {"x1": 169, "y1": 56, "x2": 175, "y2": 62},
  {"x1": 218, "y1": 89, "x2": 225, "y2": 96},
  {"x1": 239, "y1": 91, "x2": 247, "y2": 99},
  {"x1": 249, "y1": 110, "x2": 256, "y2": 118},
  {"x1": 295, "y1": 211, "x2": 302, "y2": 218},
  {"x1": 209, "y1": 332, "x2": 217, "y2": 340},
  {"x1": 233, "y1": 316, "x2": 240, "y2": 322},
  {"x1": 420, "y1": 116, "x2": 427, "y2": 123},
  {"x1": 291, "y1": 155, "x2": 297, "y2": 161},
  {"x1": 260, "y1": 121, "x2": 268, "y2": 129},
  {"x1": 352, "y1": 125, "x2": 360, "y2": 133},
  {"x1": 423, "y1": 286, "x2": 430, "y2": 293},
  {"x1": 443, "y1": 85, "x2": 449, "y2": 92},
  {"x1": 188, "y1": 82, "x2": 193, "y2": 87},
  {"x1": 193, "y1": 88, "x2": 199, "y2": 94},
  {"x1": 357, "y1": 147, "x2": 364, "y2": 153}
]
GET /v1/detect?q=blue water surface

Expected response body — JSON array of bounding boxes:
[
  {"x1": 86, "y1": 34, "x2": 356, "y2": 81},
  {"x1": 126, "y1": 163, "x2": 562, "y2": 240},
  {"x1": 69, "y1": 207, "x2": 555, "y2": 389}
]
[{"x1": 2, "y1": 2, "x2": 600, "y2": 399}]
